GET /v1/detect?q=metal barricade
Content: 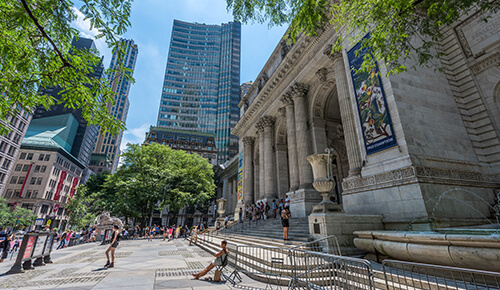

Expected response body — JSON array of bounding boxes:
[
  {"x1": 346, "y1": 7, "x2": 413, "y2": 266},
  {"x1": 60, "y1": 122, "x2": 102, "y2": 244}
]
[
  {"x1": 235, "y1": 245, "x2": 293, "y2": 286},
  {"x1": 289, "y1": 249, "x2": 375, "y2": 290},
  {"x1": 382, "y1": 259, "x2": 500, "y2": 290},
  {"x1": 290, "y1": 235, "x2": 342, "y2": 256}
]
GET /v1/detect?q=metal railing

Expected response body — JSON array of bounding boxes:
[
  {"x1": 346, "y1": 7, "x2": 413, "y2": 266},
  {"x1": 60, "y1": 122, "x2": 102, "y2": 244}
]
[
  {"x1": 382, "y1": 259, "x2": 500, "y2": 290},
  {"x1": 289, "y1": 249, "x2": 375, "y2": 290},
  {"x1": 290, "y1": 235, "x2": 341, "y2": 256},
  {"x1": 235, "y1": 245, "x2": 293, "y2": 286}
]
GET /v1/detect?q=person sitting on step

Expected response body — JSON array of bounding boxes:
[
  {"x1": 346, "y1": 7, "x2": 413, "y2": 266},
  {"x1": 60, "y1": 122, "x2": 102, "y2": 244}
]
[{"x1": 192, "y1": 240, "x2": 228, "y2": 280}]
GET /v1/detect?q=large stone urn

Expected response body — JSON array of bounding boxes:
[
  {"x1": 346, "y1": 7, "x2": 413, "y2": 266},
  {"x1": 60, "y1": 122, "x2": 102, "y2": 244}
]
[
  {"x1": 306, "y1": 153, "x2": 343, "y2": 212},
  {"x1": 216, "y1": 198, "x2": 227, "y2": 219}
]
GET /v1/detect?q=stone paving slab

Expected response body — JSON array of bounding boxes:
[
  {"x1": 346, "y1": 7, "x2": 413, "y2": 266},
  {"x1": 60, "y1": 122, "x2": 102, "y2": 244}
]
[{"x1": 0, "y1": 238, "x2": 270, "y2": 289}]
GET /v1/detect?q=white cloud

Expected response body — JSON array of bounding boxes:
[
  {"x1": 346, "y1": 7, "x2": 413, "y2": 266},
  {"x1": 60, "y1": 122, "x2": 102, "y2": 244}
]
[
  {"x1": 70, "y1": 7, "x2": 111, "y2": 65},
  {"x1": 120, "y1": 123, "x2": 150, "y2": 151}
]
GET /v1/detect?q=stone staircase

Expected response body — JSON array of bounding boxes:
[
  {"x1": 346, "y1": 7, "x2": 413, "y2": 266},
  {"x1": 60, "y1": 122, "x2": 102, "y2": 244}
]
[{"x1": 223, "y1": 217, "x2": 313, "y2": 243}]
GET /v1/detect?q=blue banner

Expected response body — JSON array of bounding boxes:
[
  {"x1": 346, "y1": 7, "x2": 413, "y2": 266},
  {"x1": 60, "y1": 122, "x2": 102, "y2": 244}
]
[{"x1": 347, "y1": 35, "x2": 397, "y2": 155}]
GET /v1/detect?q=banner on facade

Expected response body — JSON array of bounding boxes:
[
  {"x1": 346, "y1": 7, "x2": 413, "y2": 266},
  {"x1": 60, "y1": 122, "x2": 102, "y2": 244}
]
[
  {"x1": 19, "y1": 163, "x2": 32, "y2": 197},
  {"x1": 347, "y1": 35, "x2": 397, "y2": 155},
  {"x1": 237, "y1": 152, "x2": 243, "y2": 201},
  {"x1": 54, "y1": 170, "x2": 66, "y2": 200},
  {"x1": 69, "y1": 177, "x2": 79, "y2": 198}
]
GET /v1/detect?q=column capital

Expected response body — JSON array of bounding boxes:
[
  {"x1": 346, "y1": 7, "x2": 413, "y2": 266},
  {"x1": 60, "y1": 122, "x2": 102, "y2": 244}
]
[
  {"x1": 323, "y1": 44, "x2": 342, "y2": 63},
  {"x1": 278, "y1": 107, "x2": 286, "y2": 118},
  {"x1": 256, "y1": 115, "x2": 276, "y2": 130},
  {"x1": 242, "y1": 136, "x2": 255, "y2": 146},
  {"x1": 285, "y1": 83, "x2": 309, "y2": 100},
  {"x1": 280, "y1": 94, "x2": 294, "y2": 105}
]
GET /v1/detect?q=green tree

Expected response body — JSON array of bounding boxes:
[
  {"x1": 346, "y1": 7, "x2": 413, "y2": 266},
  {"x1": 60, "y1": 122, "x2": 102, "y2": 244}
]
[
  {"x1": 118, "y1": 143, "x2": 216, "y2": 226},
  {"x1": 226, "y1": 0, "x2": 500, "y2": 74},
  {"x1": 0, "y1": 198, "x2": 36, "y2": 229},
  {"x1": 0, "y1": 0, "x2": 133, "y2": 135}
]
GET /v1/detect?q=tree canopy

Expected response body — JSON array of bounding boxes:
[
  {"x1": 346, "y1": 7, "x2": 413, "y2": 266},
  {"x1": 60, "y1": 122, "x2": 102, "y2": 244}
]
[
  {"x1": 0, "y1": 198, "x2": 37, "y2": 229},
  {"x1": 0, "y1": 0, "x2": 133, "y2": 135},
  {"x1": 226, "y1": 0, "x2": 500, "y2": 74},
  {"x1": 67, "y1": 143, "x2": 216, "y2": 227}
]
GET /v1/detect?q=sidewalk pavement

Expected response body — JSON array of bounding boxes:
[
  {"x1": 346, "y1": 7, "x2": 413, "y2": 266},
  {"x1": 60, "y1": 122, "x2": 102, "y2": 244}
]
[{"x1": 0, "y1": 238, "x2": 270, "y2": 290}]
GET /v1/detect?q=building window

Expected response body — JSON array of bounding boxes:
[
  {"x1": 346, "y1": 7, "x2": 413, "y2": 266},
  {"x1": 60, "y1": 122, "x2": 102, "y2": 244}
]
[
  {"x1": 26, "y1": 190, "x2": 32, "y2": 198},
  {"x1": 12, "y1": 133, "x2": 21, "y2": 144},
  {"x1": 7, "y1": 146, "x2": 15, "y2": 156},
  {"x1": 4, "y1": 189, "x2": 13, "y2": 198},
  {"x1": 14, "y1": 189, "x2": 20, "y2": 197},
  {"x1": 26, "y1": 153, "x2": 33, "y2": 160},
  {"x1": 30, "y1": 177, "x2": 36, "y2": 185},
  {"x1": 38, "y1": 154, "x2": 45, "y2": 161},
  {"x1": 14, "y1": 164, "x2": 22, "y2": 171},
  {"x1": 32, "y1": 190, "x2": 38, "y2": 198},
  {"x1": 40, "y1": 165, "x2": 47, "y2": 173},
  {"x1": 0, "y1": 172, "x2": 5, "y2": 184},
  {"x1": 34, "y1": 165, "x2": 40, "y2": 172},
  {"x1": 36, "y1": 177, "x2": 43, "y2": 185},
  {"x1": 2, "y1": 159, "x2": 11, "y2": 169},
  {"x1": 41, "y1": 205, "x2": 48, "y2": 214},
  {"x1": 10, "y1": 176, "x2": 17, "y2": 184},
  {"x1": 19, "y1": 152, "x2": 26, "y2": 160},
  {"x1": 0, "y1": 142, "x2": 7, "y2": 152},
  {"x1": 44, "y1": 154, "x2": 50, "y2": 161},
  {"x1": 17, "y1": 177, "x2": 25, "y2": 184},
  {"x1": 46, "y1": 191, "x2": 53, "y2": 200},
  {"x1": 22, "y1": 164, "x2": 29, "y2": 172}
]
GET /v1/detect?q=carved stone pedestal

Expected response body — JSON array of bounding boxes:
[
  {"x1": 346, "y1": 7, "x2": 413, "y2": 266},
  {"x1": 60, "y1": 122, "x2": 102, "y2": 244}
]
[
  {"x1": 288, "y1": 188, "x2": 322, "y2": 218},
  {"x1": 308, "y1": 212, "x2": 384, "y2": 255}
]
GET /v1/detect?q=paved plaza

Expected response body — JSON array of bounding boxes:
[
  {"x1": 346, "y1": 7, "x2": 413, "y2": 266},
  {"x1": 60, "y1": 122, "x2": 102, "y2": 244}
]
[{"x1": 0, "y1": 238, "x2": 268, "y2": 290}]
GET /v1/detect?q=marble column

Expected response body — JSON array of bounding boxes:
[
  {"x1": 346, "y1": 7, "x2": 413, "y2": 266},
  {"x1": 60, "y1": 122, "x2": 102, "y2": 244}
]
[
  {"x1": 253, "y1": 158, "x2": 260, "y2": 203},
  {"x1": 332, "y1": 54, "x2": 362, "y2": 177},
  {"x1": 311, "y1": 118, "x2": 328, "y2": 154},
  {"x1": 242, "y1": 137, "x2": 254, "y2": 205},
  {"x1": 259, "y1": 116, "x2": 277, "y2": 200},
  {"x1": 257, "y1": 127, "x2": 265, "y2": 200},
  {"x1": 276, "y1": 144, "x2": 290, "y2": 199},
  {"x1": 289, "y1": 83, "x2": 314, "y2": 188},
  {"x1": 280, "y1": 96, "x2": 300, "y2": 190}
]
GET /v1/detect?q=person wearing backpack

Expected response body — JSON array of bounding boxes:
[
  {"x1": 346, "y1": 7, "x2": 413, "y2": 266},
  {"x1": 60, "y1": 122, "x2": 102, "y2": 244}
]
[{"x1": 104, "y1": 225, "x2": 120, "y2": 268}]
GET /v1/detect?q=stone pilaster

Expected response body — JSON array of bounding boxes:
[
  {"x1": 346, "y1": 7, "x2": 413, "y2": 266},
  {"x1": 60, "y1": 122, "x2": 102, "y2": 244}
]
[
  {"x1": 281, "y1": 96, "x2": 300, "y2": 190},
  {"x1": 286, "y1": 83, "x2": 314, "y2": 188},
  {"x1": 332, "y1": 54, "x2": 362, "y2": 177},
  {"x1": 242, "y1": 137, "x2": 255, "y2": 205}
]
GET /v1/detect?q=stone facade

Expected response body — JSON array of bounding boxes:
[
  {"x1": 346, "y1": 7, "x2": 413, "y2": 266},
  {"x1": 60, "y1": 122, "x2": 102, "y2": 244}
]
[{"x1": 233, "y1": 9, "x2": 500, "y2": 229}]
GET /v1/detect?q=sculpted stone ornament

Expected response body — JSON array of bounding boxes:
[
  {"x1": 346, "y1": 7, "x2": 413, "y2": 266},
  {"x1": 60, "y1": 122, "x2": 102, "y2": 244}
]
[
  {"x1": 306, "y1": 153, "x2": 344, "y2": 213},
  {"x1": 284, "y1": 83, "x2": 309, "y2": 100},
  {"x1": 323, "y1": 44, "x2": 342, "y2": 62},
  {"x1": 256, "y1": 116, "x2": 276, "y2": 131},
  {"x1": 94, "y1": 212, "x2": 123, "y2": 229},
  {"x1": 242, "y1": 136, "x2": 255, "y2": 146},
  {"x1": 316, "y1": 68, "x2": 328, "y2": 82}
]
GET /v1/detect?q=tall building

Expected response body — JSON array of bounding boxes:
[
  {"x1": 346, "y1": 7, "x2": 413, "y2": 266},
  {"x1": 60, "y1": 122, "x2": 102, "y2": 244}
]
[
  {"x1": 93, "y1": 39, "x2": 138, "y2": 173},
  {"x1": 34, "y1": 37, "x2": 104, "y2": 170},
  {"x1": 157, "y1": 20, "x2": 241, "y2": 164},
  {"x1": 0, "y1": 105, "x2": 32, "y2": 195}
]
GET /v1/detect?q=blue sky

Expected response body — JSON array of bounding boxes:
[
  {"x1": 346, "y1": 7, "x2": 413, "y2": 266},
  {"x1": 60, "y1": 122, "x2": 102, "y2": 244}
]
[{"x1": 72, "y1": 0, "x2": 287, "y2": 150}]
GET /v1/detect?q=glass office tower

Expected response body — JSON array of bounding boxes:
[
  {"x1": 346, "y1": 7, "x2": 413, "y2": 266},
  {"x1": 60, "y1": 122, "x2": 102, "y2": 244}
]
[{"x1": 157, "y1": 20, "x2": 241, "y2": 164}]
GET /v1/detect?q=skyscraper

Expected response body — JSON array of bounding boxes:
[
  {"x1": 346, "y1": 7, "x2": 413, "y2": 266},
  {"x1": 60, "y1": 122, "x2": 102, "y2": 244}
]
[
  {"x1": 93, "y1": 39, "x2": 138, "y2": 173},
  {"x1": 34, "y1": 37, "x2": 104, "y2": 169},
  {"x1": 157, "y1": 20, "x2": 241, "y2": 164}
]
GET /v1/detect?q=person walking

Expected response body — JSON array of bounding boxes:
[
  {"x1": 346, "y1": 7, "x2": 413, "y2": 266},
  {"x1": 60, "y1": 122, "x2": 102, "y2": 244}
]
[
  {"x1": 281, "y1": 207, "x2": 291, "y2": 241},
  {"x1": 56, "y1": 230, "x2": 68, "y2": 250},
  {"x1": 272, "y1": 200, "x2": 278, "y2": 218},
  {"x1": 192, "y1": 240, "x2": 228, "y2": 280},
  {"x1": 0, "y1": 234, "x2": 13, "y2": 263},
  {"x1": 104, "y1": 225, "x2": 120, "y2": 268}
]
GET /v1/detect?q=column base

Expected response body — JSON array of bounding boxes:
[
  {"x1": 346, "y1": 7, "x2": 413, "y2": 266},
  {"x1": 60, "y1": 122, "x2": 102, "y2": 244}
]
[
  {"x1": 346, "y1": 167, "x2": 362, "y2": 179},
  {"x1": 312, "y1": 202, "x2": 344, "y2": 213},
  {"x1": 288, "y1": 188, "x2": 321, "y2": 218}
]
